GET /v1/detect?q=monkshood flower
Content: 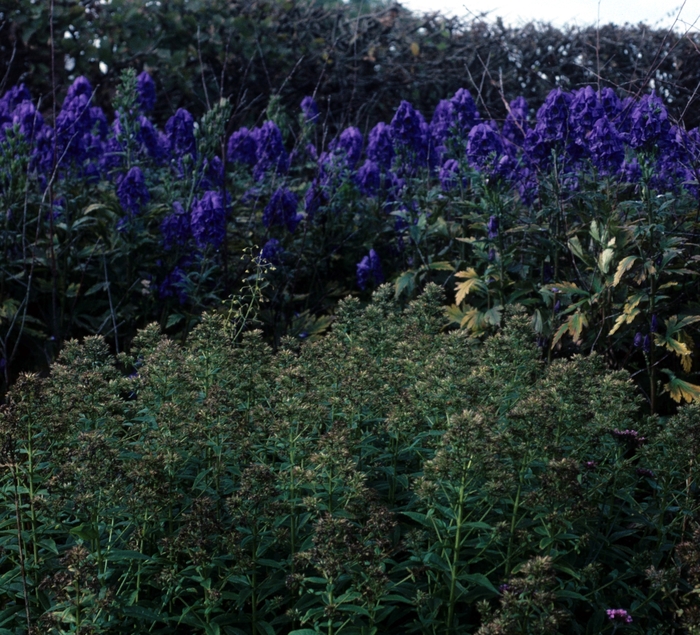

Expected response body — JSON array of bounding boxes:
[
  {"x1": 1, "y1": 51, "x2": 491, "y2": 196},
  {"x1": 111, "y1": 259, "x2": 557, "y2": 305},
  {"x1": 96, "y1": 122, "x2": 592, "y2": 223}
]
[
  {"x1": 263, "y1": 187, "x2": 301, "y2": 232},
  {"x1": 55, "y1": 76, "x2": 107, "y2": 167},
  {"x1": 634, "y1": 332, "x2": 643, "y2": 348},
  {"x1": 136, "y1": 71, "x2": 156, "y2": 112},
  {"x1": 523, "y1": 127, "x2": 552, "y2": 171},
  {"x1": 0, "y1": 83, "x2": 32, "y2": 119},
  {"x1": 367, "y1": 121, "x2": 395, "y2": 170},
  {"x1": 9, "y1": 101, "x2": 44, "y2": 141},
  {"x1": 356, "y1": 249, "x2": 384, "y2": 290},
  {"x1": 588, "y1": 117, "x2": 625, "y2": 174},
  {"x1": 450, "y1": 88, "x2": 481, "y2": 132},
  {"x1": 629, "y1": 92, "x2": 670, "y2": 150},
  {"x1": 467, "y1": 122, "x2": 505, "y2": 174},
  {"x1": 535, "y1": 88, "x2": 571, "y2": 143},
  {"x1": 621, "y1": 157, "x2": 642, "y2": 183},
  {"x1": 502, "y1": 95, "x2": 529, "y2": 146},
  {"x1": 330, "y1": 126, "x2": 363, "y2": 169},
  {"x1": 651, "y1": 314, "x2": 659, "y2": 333},
  {"x1": 300, "y1": 95, "x2": 319, "y2": 122},
  {"x1": 568, "y1": 86, "x2": 604, "y2": 146},
  {"x1": 643, "y1": 333, "x2": 651, "y2": 353},
  {"x1": 430, "y1": 99, "x2": 455, "y2": 152},
  {"x1": 600, "y1": 87, "x2": 623, "y2": 121},
  {"x1": 356, "y1": 159, "x2": 381, "y2": 196},
  {"x1": 390, "y1": 100, "x2": 429, "y2": 168},
  {"x1": 199, "y1": 155, "x2": 225, "y2": 191},
  {"x1": 259, "y1": 238, "x2": 282, "y2": 264},
  {"x1": 439, "y1": 158, "x2": 463, "y2": 191},
  {"x1": 165, "y1": 108, "x2": 196, "y2": 159},
  {"x1": 253, "y1": 120, "x2": 289, "y2": 181},
  {"x1": 227, "y1": 126, "x2": 258, "y2": 166},
  {"x1": 158, "y1": 261, "x2": 190, "y2": 304},
  {"x1": 304, "y1": 179, "x2": 327, "y2": 218},
  {"x1": 117, "y1": 166, "x2": 149, "y2": 216},
  {"x1": 191, "y1": 191, "x2": 227, "y2": 249},
  {"x1": 138, "y1": 115, "x2": 167, "y2": 163},
  {"x1": 487, "y1": 215, "x2": 499, "y2": 239},
  {"x1": 606, "y1": 609, "x2": 633, "y2": 624},
  {"x1": 160, "y1": 201, "x2": 192, "y2": 250}
]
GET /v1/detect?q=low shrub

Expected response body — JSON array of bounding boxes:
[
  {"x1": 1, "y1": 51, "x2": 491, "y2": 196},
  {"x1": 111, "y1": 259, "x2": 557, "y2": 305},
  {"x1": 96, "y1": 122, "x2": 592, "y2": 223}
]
[{"x1": 2, "y1": 284, "x2": 700, "y2": 633}]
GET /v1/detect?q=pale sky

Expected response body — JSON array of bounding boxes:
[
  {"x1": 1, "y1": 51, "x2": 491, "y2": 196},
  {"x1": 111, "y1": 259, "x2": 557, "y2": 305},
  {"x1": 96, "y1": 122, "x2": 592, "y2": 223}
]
[{"x1": 398, "y1": 0, "x2": 700, "y2": 31}]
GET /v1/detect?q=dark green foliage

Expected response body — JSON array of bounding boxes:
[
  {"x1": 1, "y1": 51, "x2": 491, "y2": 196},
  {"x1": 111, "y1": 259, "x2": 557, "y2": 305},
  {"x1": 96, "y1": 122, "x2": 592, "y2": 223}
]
[
  {"x1": 1, "y1": 285, "x2": 699, "y2": 633},
  {"x1": 3, "y1": 0, "x2": 700, "y2": 133}
]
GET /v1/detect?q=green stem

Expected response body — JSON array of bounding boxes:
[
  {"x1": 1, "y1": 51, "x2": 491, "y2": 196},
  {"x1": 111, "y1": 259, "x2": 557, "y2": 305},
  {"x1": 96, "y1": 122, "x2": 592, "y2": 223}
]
[{"x1": 447, "y1": 475, "x2": 467, "y2": 631}]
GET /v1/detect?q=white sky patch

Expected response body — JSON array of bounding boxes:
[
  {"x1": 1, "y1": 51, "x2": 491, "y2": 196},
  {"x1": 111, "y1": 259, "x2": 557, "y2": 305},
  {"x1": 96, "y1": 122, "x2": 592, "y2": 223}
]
[{"x1": 398, "y1": 0, "x2": 700, "y2": 32}]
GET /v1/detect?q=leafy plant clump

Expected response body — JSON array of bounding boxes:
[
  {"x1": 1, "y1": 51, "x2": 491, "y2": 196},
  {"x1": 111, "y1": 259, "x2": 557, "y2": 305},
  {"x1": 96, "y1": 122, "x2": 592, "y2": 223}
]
[{"x1": 2, "y1": 284, "x2": 700, "y2": 634}]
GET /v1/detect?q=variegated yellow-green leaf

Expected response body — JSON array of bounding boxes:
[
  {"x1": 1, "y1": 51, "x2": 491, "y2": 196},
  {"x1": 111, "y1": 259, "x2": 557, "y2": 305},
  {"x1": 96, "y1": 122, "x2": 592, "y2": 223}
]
[
  {"x1": 568, "y1": 236, "x2": 586, "y2": 260},
  {"x1": 609, "y1": 306, "x2": 640, "y2": 336},
  {"x1": 445, "y1": 304, "x2": 468, "y2": 326},
  {"x1": 598, "y1": 248, "x2": 615, "y2": 275},
  {"x1": 590, "y1": 220, "x2": 600, "y2": 243},
  {"x1": 677, "y1": 315, "x2": 700, "y2": 329},
  {"x1": 551, "y1": 311, "x2": 589, "y2": 348},
  {"x1": 612, "y1": 256, "x2": 638, "y2": 286},
  {"x1": 454, "y1": 269, "x2": 487, "y2": 304},
  {"x1": 662, "y1": 370, "x2": 700, "y2": 404},
  {"x1": 655, "y1": 334, "x2": 691, "y2": 357},
  {"x1": 428, "y1": 261, "x2": 455, "y2": 271}
]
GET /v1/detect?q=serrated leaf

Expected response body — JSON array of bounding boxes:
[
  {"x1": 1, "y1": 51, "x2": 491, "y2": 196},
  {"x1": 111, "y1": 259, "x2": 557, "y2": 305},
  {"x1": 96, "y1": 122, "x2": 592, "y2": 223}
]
[
  {"x1": 428, "y1": 261, "x2": 454, "y2": 271},
  {"x1": 394, "y1": 271, "x2": 415, "y2": 299},
  {"x1": 454, "y1": 269, "x2": 487, "y2": 304},
  {"x1": 568, "y1": 236, "x2": 585, "y2": 260},
  {"x1": 166, "y1": 313, "x2": 185, "y2": 329},
  {"x1": 613, "y1": 256, "x2": 638, "y2": 286},
  {"x1": 598, "y1": 248, "x2": 615, "y2": 274},
  {"x1": 662, "y1": 370, "x2": 700, "y2": 404}
]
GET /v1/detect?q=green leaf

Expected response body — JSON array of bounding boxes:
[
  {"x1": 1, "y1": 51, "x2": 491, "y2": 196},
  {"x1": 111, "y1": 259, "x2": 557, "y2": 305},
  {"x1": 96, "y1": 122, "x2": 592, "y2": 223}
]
[
  {"x1": 460, "y1": 573, "x2": 498, "y2": 595},
  {"x1": 598, "y1": 248, "x2": 615, "y2": 274},
  {"x1": 166, "y1": 313, "x2": 185, "y2": 328},
  {"x1": 568, "y1": 236, "x2": 586, "y2": 260},
  {"x1": 613, "y1": 256, "x2": 638, "y2": 286},
  {"x1": 662, "y1": 369, "x2": 700, "y2": 404},
  {"x1": 394, "y1": 271, "x2": 415, "y2": 299},
  {"x1": 288, "y1": 630, "x2": 319, "y2": 635},
  {"x1": 428, "y1": 261, "x2": 455, "y2": 271}
]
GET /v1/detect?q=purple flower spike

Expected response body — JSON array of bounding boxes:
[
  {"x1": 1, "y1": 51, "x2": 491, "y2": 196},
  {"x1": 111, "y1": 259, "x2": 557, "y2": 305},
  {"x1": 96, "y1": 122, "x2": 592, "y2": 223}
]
[
  {"x1": 356, "y1": 159, "x2": 381, "y2": 196},
  {"x1": 357, "y1": 249, "x2": 384, "y2": 290},
  {"x1": 117, "y1": 166, "x2": 150, "y2": 216},
  {"x1": 136, "y1": 71, "x2": 157, "y2": 112},
  {"x1": 651, "y1": 314, "x2": 659, "y2": 333},
  {"x1": 450, "y1": 88, "x2": 481, "y2": 133},
  {"x1": 191, "y1": 191, "x2": 227, "y2": 249},
  {"x1": 535, "y1": 88, "x2": 571, "y2": 143},
  {"x1": 259, "y1": 238, "x2": 282, "y2": 264},
  {"x1": 253, "y1": 120, "x2": 289, "y2": 181},
  {"x1": 629, "y1": 92, "x2": 670, "y2": 150},
  {"x1": 165, "y1": 108, "x2": 196, "y2": 159},
  {"x1": 588, "y1": 117, "x2": 625, "y2": 174},
  {"x1": 227, "y1": 126, "x2": 258, "y2": 166},
  {"x1": 467, "y1": 123, "x2": 505, "y2": 173},
  {"x1": 263, "y1": 187, "x2": 301, "y2": 232},
  {"x1": 300, "y1": 96, "x2": 319, "y2": 122},
  {"x1": 487, "y1": 215, "x2": 499, "y2": 239},
  {"x1": 606, "y1": 608, "x2": 633, "y2": 623},
  {"x1": 367, "y1": 121, "x2": 395, "y2": 170},
  {"x1": 160, "y1": 201, "x2": 191, "y2": 250}
]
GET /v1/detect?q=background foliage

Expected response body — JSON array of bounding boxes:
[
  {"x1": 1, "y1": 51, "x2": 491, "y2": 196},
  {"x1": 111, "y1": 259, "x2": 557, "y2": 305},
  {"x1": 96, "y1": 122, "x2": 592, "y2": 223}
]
[{"x1": 2, "y1": 0, "x2": 700, "y2": 136}]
